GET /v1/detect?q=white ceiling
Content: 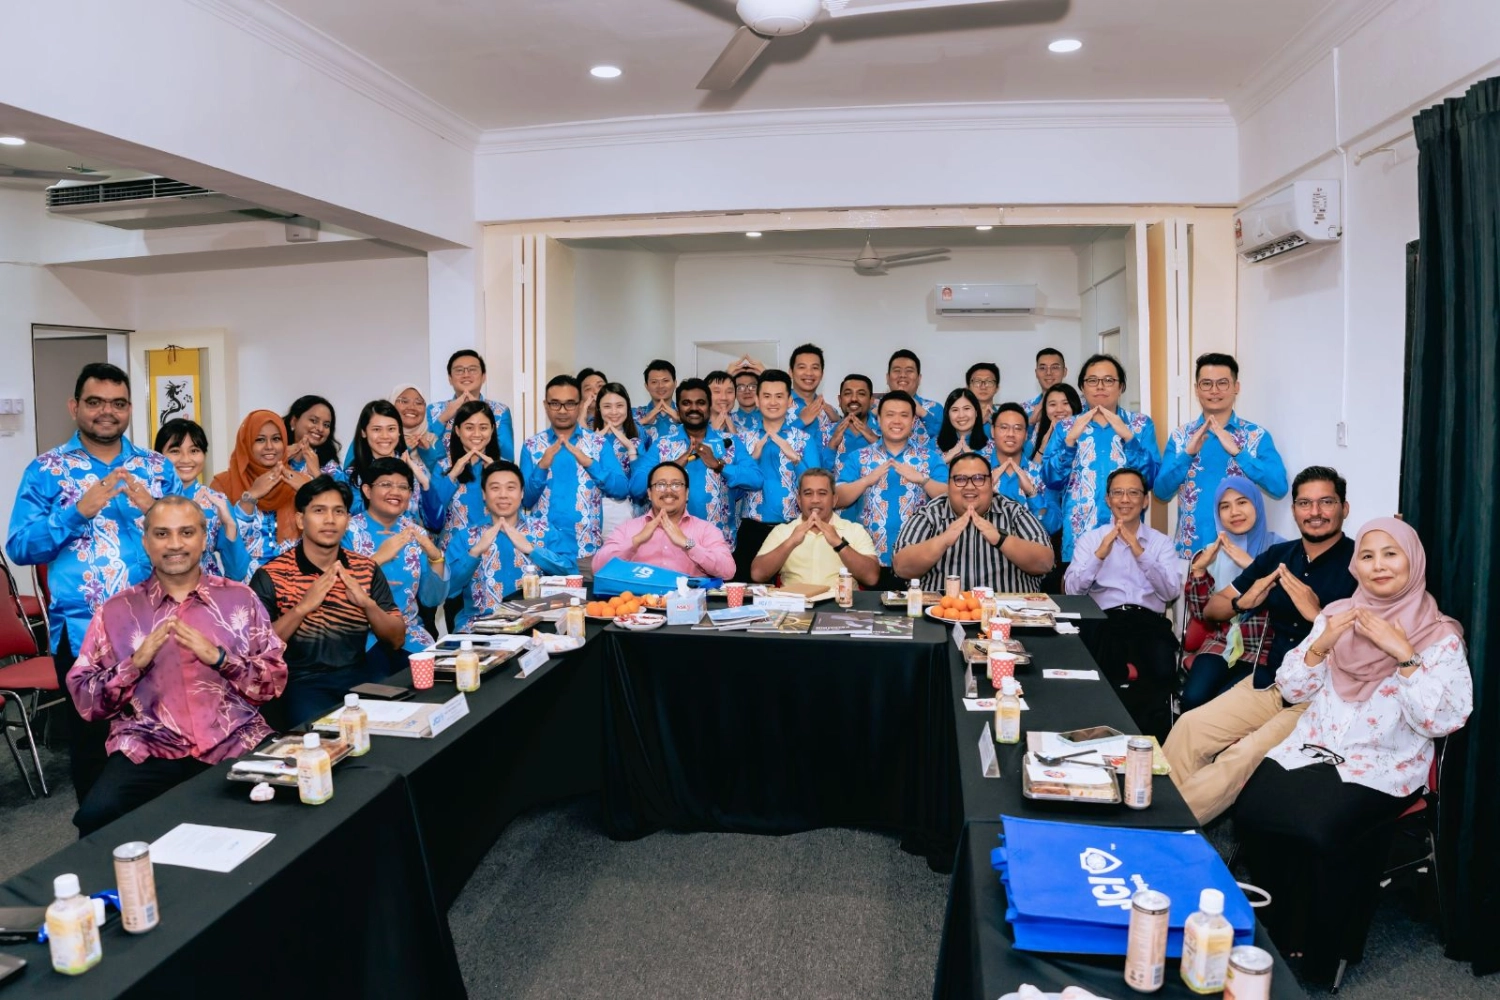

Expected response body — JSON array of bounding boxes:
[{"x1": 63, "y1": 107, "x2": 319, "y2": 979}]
[
  {"x1": 561, "y1": 224, "x2": 1126, "y2": 253},
  {"x1": 0, "y1": 140, "x2": 144, "y2": 190},
  {"x1": 270, "y1": 0, "x2": 1332, "y2": 130}
]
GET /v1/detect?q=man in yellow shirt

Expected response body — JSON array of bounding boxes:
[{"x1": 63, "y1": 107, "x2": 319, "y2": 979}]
[{"x1": 751, "y1": 469, "x2": 881, "y2": 589}]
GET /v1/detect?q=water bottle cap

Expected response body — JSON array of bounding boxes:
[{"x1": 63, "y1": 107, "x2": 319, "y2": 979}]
[
  {"x1": 1200, "y1": 888, "x2": 1224, "y2": 914},
  {"x1": 53, "y1": 873, "x2": 80, "y2": 898},
  {"x1": 839, "y1": 567, "x2": 850, "y2": 576},
  {"x1": 570, "y1": 597, "x2": 581, "y2": 606},
  {"x1": 303, "y1": 732, "x2": 321, "y2": 749},
  {"x1": 1000, "y1": 677, "x2": 1017, "y2": 694},
  {"x1": 909, "y1": 579, "x2": 921, "y2": 587},
  {"x1": 344, "y1": 693, "x2": 359, "y2": 708},
  {"x1": 460, "y1": 639, "x2": 474, "y2": 650}
]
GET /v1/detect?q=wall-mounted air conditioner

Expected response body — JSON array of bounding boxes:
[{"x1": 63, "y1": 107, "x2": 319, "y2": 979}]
[
  {"x1": 1234, "y1": 180, "x2": 1342, "y2": 263},
  {"x1": 934, "y1": 283, "x2": 1039, "y2": 316}
]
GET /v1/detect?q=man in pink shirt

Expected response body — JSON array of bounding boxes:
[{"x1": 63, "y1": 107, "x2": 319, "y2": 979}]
[
  {"x1": 592, "y1": 461, "x2": 736, "y2": 579},
  {"x1": 67, "y1": 495, "x2": 287, "y2": 835}
]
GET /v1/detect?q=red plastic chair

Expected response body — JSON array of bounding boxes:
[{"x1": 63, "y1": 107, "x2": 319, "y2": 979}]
[{"x1": 0, "y1": 560, "x2": 58, "y2": 797}]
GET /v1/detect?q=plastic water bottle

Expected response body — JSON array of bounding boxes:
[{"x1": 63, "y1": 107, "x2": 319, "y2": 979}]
[
  {"x1": 454, "y1": 640, "x2": 480, "y2": 693},
  {"x1": 995, "y1": 677, "x2": 1021, "y2": 744},
  {"x1": 906, "y1": 578, "x2": 924, "y2": 618},
  {"x1": 520, "y1": 563, "x2": 541, "y2": 599},
  {"x1": 1181, "y1": 888, "x2": 1234, "y2": 993},
  {"x1": 296, "y1": 732, "x2": 334, "y2": 805},
  {"x1": 46, "y1": 873, "x2": 101, "y2": 975},
  {"x1": 340, "y1": 693, "x2": 370, "y2": 756}
]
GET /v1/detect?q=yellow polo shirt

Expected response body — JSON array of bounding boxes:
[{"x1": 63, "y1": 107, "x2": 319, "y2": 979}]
[{"x1": 756, "y1": 516, "x2": 877, "y2": 589}]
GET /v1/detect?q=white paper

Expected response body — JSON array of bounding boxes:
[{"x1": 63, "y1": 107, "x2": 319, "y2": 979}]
[
  {"x1": 357, "y1": 700, "x2": 425, "y2": 724},
  {"x1": 1054, "y1": 622, "x2": 1081, "y2": 634},
  {"x1": 1042, "y1": 668, "x2": 1099, "y2": 680},
  {"x1": 1026, "y1": 759, "x2": 1114, "y2": 786},
  {"x1": 150, "y1": 823, "x2": 275, "y2": 874},
  {"x1": 517, "y1": 644, "x2": 549, "y2": 677},
  {"x1": 978, "y1": 722, "x2": 1000, "y2": 778},
  {"x1": 1053, "y1": 611, "x2": 1082, "y2": 619},
  {"x1": 425, "y1": 633, "x2": 530, "y2": 653},
  {"x1": 962, "y1": 698, "x2": 1028, "y2": 712}
]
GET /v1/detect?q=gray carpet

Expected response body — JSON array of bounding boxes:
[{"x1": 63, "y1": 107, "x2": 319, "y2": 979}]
[{"x1": 2, "y1": 739, "x2": 1492, "y2": 999}]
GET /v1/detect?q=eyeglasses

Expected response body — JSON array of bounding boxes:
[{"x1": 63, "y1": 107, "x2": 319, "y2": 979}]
[
  {"x1": 650, "y1": 481, "x2": 686, "y2": 493},
  {"x1": 1107, "y1": 488, "x2": 1146, "y2": 500},
  {"x1": 1299, "y1": 743, "x2": 1346, "y2": 766},
  {"x1": 1036, "y1": 364, "x2": 1064, "y2": 374},
  {"x1": 80, "y1": 397, "x2": 130, "y2": 412},
  {"x1": 372, "y1": 481, "x2": 412, "y2": 493},
  {"x1": 1082, "y1": 376, "x2": 1120, "y2": 388},
  {"x1": 545, "y1": 400, "x2": 581, "y2": 411},
  {"x1": 1196, "y1": 378, "x2": 1235, "y2": 392},
  {"x1": 994, "y1": 422, "x2": 1027, "y2": 434},
  {"x1": 951, "y1": 474, "x2": 991, "y2": 487},
  {"x1": 1292, "y1": 497, "x2": 1342, "y2": 511},
  {"x1": 969, "y1": 378, "x2": 997, "y2": 388},
  {"x1": 450, "y1": 365, "x2": 483, "y2": 376}
]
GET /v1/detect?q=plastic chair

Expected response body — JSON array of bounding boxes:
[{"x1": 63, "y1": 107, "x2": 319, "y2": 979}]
[{"x1": 0, "y1": 560, "x2": 58, "y2": 798}]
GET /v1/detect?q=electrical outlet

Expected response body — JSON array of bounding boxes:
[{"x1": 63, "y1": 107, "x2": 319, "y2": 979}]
[{"x1": 1336, "y1": 421, "x2": 1348, "y2": 447}]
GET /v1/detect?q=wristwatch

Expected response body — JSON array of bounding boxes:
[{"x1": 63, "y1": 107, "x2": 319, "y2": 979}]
[
  {"x1": 1230, "y1": 594, "x2": 1244, "y2": 614},
  {"x1": 832, "y1": 538, "x2": 850, "y2": 553},
  {"x1": 681, "y1": 537, "x2": 696, "y2": 552}
]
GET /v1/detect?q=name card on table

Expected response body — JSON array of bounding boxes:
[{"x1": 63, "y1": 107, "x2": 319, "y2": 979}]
[
  {"x1": 978, "y1": 722, "x2": 1001, "y2": 778},
  {"x1": 427, "y1": 692, "x2": 470, "y2": 738},
  {"x1": 1042, "y1": 668, "x2": 1100, "y2": 681},
  {"x1": 754, "y1": 593, "x2": 806, "y2": 613},
  {"x1": 517, "y1": 644, "x2": 550, "y2": 677},
  {"x1": 951, "y1": 623, "x2": 967, "y2": 649},
  {"x1": 541, "y1": 585, "x2": 588, "y2": 601}
]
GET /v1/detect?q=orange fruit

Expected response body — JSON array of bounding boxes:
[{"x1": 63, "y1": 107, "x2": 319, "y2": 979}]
[
  {"x1": 619, "y1": 591, "x2": 635, "y2": 601},
  {"x1": 965, "y1": 596, "x2": 980, "y2": 612}
]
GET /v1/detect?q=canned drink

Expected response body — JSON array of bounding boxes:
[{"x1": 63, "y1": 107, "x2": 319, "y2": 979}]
[
  {"x1": 987, "y1": 649, "x2": 1016, "y2": 685},
  {"x1": 1124, "y1": 736, "x2": 1154, "y2": 810},
  {"x1": 944, "y1": 575, "x2": 962, "y2": 599},
  {"x1": 1124, "y1": 889, "x2": 1170, "y2": 993},
  {"x1": 1223, "y1": 946, "x2": 1273, "y2": 1000},
  {"x1": 113, "y1": 842, "x2": 159, "y2": 933}
]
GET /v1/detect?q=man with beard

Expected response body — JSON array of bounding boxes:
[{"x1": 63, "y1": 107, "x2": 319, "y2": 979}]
[
  {"x1": 67, "y1": 496, "x2": 286, "y2": 834},
  {"x1": 751, "y1": 468, "x2": 880, "y2": 589},
  {"x1": 891, "y1": 452, "x2": 1053, "y2": 593},
  {"x1": 8, "y1": 362, "x2": 185, "y2": 801},
  {"x1": 630, "y1": 379, "x2": 762, "y2": 547},
  {"x1": 1164, "y1": 466, "x2": 1359, "y2": 823}
]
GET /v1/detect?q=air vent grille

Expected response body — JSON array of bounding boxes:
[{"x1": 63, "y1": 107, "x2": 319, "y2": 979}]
[{"x1": 46, "y1": 178, "x2": 215, "y2": 208}]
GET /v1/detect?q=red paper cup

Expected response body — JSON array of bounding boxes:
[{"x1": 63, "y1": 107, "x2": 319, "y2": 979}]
[
  {"x1": 724, "y1": 582, "x2": 746, "y2": 608},
  {"x1": 566, "y1": 574, "x2": 584, "y2": 590},
  {"x1": 410, "y1": 653, "x2": 435, "y2": 690},
  {"x1": 988, "y1": 651, "x2": 1016, "y2": 685},
  {"x1": 990, "y1": 618, "x2": 1012, "y2": 641}
]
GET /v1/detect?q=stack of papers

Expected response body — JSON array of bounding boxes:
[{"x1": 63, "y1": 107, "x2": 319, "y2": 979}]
[
  {"x1": 692, "y1": 606, "x2": 773, "y2": 630},
  {"x1": 313, "y1": 693, "x2": 470, "y2": 739}
]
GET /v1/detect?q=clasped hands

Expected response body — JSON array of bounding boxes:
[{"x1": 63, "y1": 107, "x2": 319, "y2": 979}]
[
  {"x1": 1235, "y1": 563, "x2": 1322, "y2": 620},
  {"x1": 1094, "y1": 518, "x2": 1144, "y2": 559},
  {"x1": 1316, "y1": 607, "x2": 1415, "y2": 663},
  {"x1": 943, "y1": 504, "x2": 1002, "y2": 546},
  {"x1": 631, "y1": 511, "x2": 691, "y2": 549},
  {"x1": 78, "y1": 468, "x2": 156, "y2": 518},
  {"x1": 790, "y1": 509, "x2": 843, "y2": 546},
  {"x1": 1065, "y1": 405, "x2": 1132, "y2": 446},
  {"x1": 751, "y1": 432, "x2": 801, "y2": 463},
  {"x1": 1185, "y1": 415, "x2": 1240, "y2": 457},
  {"x1": 130, "y1": 615, "x2": 224, "y2": 671}
]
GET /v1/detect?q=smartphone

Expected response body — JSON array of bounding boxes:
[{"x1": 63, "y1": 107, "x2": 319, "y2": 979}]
[
  {"x1": 349, "y1": 682, "x2": 413, "y2": 701},
  {"x1": 1057, "y1": 725, "x2": 1124, "y2": 746},
  {"x1": 0, "y1": 908, "x2": 43, "y2": 944},
  {"x1": 433, "y1": 639, "x2": 465, "y2": 652},
  {"x1": 0, "y1": 952, "x2": 26, "y2": 986}
]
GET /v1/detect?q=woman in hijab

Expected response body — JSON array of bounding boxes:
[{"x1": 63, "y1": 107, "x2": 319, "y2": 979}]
[
  {"x1": 212, "y1": 410, "x2": 305, "y2": 564},
  {"x1": 1234, "y1": 517, "x2": 1472, "y2": 985},
  {"x1": 1180, "y1": 476, "x2": 1285, "y2": 709}
]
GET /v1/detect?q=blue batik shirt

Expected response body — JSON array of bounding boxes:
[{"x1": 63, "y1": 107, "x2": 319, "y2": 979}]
[
  {"x1": 1153, "y1": 412, "x2": 1289, "y2": 559},
  {"x1": 6, "y1": 433, "x2": 186, "y2": 652},
  {"x1": 631, "y1": 403, "x2": 681, "y2": 444},
  {"x1": 907, "y1": 393, "x2": 945, "y2": 448},
  {"x1": 1042, "y1": 406, "x2": 1162, "y2": 558},
  {"x1": 631, "y1": 427, "x2": 764, "y2": 546},
  {"x1": 427, "y1": 396, "x2": 515, "y2": 464},
  {"x1": 520, "y1": 427, "x2": 629, "y2": 558},
  {"x1": 445, "y1": 519, "x2": 578, "y2": 630},
  {"x1": 736, "y1": 422, "x2": 823, "y2": 525},
  {"x1": 987, "y1": 452, "x2": 1052, "y2": 531},
  {"x1": 731, "y1": 408, "x2": 764, "y2": 436},
  {"x1": 184, "y1": 482, "x2": 252, "y2": 583},
  {"x1": 343, "y1": 513, "x2": 448, "y2": 652},
  {"x1": 836, "y1": 440, "x2": 948, "y2": 566},
  {"x1": 786, "y1": 393, "x2": 839, "y2": 452}
]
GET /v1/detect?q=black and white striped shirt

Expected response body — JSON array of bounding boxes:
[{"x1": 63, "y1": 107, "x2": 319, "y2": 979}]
[{"x1": 893, "y1": 495, "x2": 1049, "y2": 593}]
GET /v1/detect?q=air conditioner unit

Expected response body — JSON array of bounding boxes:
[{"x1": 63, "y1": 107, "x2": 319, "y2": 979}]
[
  {"x1": 45, "y1": 177, "x2": 293, "y2": 230},
  {"x1": 934, "y1": 283, "x2": 1039, "y2": 316},
  {"x1": 1234, "y1": 180, "x2": 1342, "y2": 263}
]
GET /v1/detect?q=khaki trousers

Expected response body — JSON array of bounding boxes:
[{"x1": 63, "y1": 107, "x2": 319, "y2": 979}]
[{"x1": 1163, "y1": 677, "x2": 1308, "y2": 824}]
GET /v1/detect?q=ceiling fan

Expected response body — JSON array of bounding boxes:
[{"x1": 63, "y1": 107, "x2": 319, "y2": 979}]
[
  {"x1": 778, "y1": 236, "x2": 950, "y2": 275},
  {"x1": 698, "y1": 0, "x2": 1017, "y2": 90},
  {"x1": 0, "y1": 164, "x2": 111, "y2": 182}
]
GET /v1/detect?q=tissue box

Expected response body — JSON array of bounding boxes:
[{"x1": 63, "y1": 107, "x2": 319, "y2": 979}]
[{"x1": 666, "y1": 587, "x2": 707, "y2": 626}]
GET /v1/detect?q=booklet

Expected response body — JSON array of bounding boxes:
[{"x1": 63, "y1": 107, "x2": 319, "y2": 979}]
[
  {"x1": 810, "y1": 610, "x2": 875, "y2": 635},
  {"x1": 692, "y1": 606, "x2": 773, "y2": 630},
  {"x1": 867, "y1": 614, "x2": 914, "y2": 640},
  {"x1": 746, "y1": 610, "x2": 815, "y2": 634}
]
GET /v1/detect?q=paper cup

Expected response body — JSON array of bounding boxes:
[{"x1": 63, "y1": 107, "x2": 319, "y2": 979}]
[
  {"x1": 724, "y1": 582, "x2": 746, "y2": 608},
  {"x1": 410, "y1": 652, "x2": 436, "y2": 690},
  {"x1": 988, "y1": 650, "x2": 1017, "y2": 685},
  {"x1": 566, "y1": 574, "x2": 584, "y2": 589},
  {"x1": 989, "y1": 617, "x2": 1013, "y2": 641}
]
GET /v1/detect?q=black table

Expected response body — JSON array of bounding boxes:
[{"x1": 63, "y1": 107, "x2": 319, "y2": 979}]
[
  {"x1": 600, "y1": 591, "x2": 959, "y2": 865},
  {"x1": 0, "y1": 763, "x2": 463, "y2": 999},
  {"x1": 934, "y1": 820, "x2": 1306, "y2": 1000}
]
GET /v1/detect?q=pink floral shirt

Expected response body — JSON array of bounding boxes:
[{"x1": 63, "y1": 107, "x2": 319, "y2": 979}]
[
  {"x1": 1268, "y1": 614, "x2": 1472, "y2": 797},
  {"x1": 66, "y1": 573, "x2": 288, "y2": 764}
]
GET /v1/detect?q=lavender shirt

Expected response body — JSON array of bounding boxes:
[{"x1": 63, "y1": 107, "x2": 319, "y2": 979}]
[
  {"x1": 66, "y1": 573, "x2": 288, "y2": 764},
  {"x1": 1063, "y1": 521, "x2": 1180, "y2": 613}
]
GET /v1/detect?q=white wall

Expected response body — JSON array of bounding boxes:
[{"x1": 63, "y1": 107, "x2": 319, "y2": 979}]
[
  {"x1": 672, "y1": 246, "x2": 1084, "y2": 404},
  {"x1": 133, "y1": 256, "x2": 430, "y2": 467},
  {"x1": 572, "y1": 248, "x2": 677, "y2": 393},
  {"x1": 1233, "y1": 0, "x2": 1500, "y2": 536}
]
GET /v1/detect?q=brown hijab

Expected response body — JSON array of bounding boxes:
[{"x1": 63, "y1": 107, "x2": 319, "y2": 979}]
[
  {"x1": 211, "y1": 410, "x2": 298, "y2": 543},
  {"x1": 1320, "y1": 517, "x2": 1463, "y2": 702}
]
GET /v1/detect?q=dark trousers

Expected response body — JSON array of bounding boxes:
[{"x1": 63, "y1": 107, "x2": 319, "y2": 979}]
[
  {"x1": 73, "y1": 753, "x2": 211, "y2": 837},
  {"x1": 1235, "y1": 759, "x2": 1417, "y2": 982},
  {"x1": 1079, "y1": 605, "x2": 1177, "y2": 741},
  {"x1": 731, "y1": 518, "x2": 778, "y2": 584},
  {"x1": 263, "y1": 659, "x2": 390, "y2": 732},
  {"x1": 53, "y1": 627, "x2": 111, "y2": 805},
  {"x1": 1179, "y1": 651, "x2": 1253, "y2": 712}
]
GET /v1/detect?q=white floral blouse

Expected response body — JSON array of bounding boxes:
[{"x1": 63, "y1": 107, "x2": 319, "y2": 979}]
[{"x1": 1267, "y1": 613, "x2": 1473, "y2": 798}]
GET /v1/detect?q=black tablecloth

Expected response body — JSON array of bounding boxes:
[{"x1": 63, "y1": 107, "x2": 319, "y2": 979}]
[
  {"x1": 933, "y1": 819, "x2": 1307, "y2": 1000},
  {"x1": 600, "y1": 592, "x2": 958, "y2": 864},
  {"x1": 0, "y1": 763, "x2": 462, "y2": 999}
]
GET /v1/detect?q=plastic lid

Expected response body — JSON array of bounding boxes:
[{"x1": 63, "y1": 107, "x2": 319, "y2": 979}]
[
  {"x1": 909, "y1": 579, "x2": 921, "y2": 587},
  {"x1": 460, "y1": 639, "x2": 474, "y2": 650},
  {"x1": 1000, "y1": 677, "x2": 1017, "y2": 694},
  {"x1": 303, "y1": 732, "x2": 321, "y2": 749},
  {"x1": 344, "y1": 693, "x2": 359, "y2": 708},
  {"x1": 53, "y1": 873, "x2": 80, "y2": 898},
  {"x1": 1199, "y1": 888, "x2": 1224, "y2": 914},
  {"x1": 839, "y1": 567, "x2": 851, "y2": 575},
  {"x1": 570, "y1": 597, "x2": 581, "y2": 606}
]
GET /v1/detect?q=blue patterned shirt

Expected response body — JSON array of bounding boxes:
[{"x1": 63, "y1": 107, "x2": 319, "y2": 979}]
[
  {"x1": 1153, "y1": 412, "x2": 1289, "y2": 559},
  {"x1": 427, "y1": 395, "x2": 515, "y2": 464},
  {"x1": 444, "y1": 520, "x2": 578, "y2": 630},
  {"x1": 631, "y1": 403, "x2": 681, "y2": 443},
  {"x1": 836, "y1": 440, "x2": 948, "y2": 565},
  {"x1": 907, "y1": 393, "x2": 945, "y2": 448},
  {"x1": 343, "y1": 513, "x2": 447, "y2": 652},
  {"x1": 6, "y1": 433, "x2": 186, "y2": 652},
  {"x1": 787, "y1": 393, "x2": 839, "y2": 452},
  {"x1": 184, "y1": 482, "x2": 252, "y2": 583},
  {"x1": 520, "y1": 427, "x2": 629, "y2": 558},
  {"x1": 1041, "y1": 407, "x2": 1162, "y2": 557},
  {"x1": 736, "y1": 422, "x2": 823, "y2": 525},
  {"x1": 630, "y1": 428, "x2": 764, "y2": 546},
  {"x1": 987, "y1": 452, "x2": 1051, "y2": 529}
]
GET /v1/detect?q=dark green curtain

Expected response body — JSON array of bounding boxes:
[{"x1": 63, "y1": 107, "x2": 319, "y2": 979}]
[{"x1": 1401, "y1": 76, "x2": 1500, "y2": 976}]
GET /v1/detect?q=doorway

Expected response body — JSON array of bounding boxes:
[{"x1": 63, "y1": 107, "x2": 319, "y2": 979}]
[{"x1": 31, "y1": 325, "x2": 131, "y2": 453}]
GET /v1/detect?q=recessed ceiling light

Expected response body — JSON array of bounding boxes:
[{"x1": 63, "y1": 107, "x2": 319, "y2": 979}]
[
  {"x1": 745, "y1": 231, "x2": 762, "y2": 238},
  {"x1": 975, "y1": 225, "x2": 994, "y2": 231},
  {"x1": 590, "y1": 65, "x2": 622, "y2": 79},
  {"x1": 0, "y1": 136, "x2": 25, "y2": 146},
  {"x1": 1048, "y1": 38, "x2": 1082, "y2": 53}
]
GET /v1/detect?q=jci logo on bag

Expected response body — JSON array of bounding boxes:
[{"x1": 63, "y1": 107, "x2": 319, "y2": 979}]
[
  {"x1": 1079, "y1": 846, "x2": 1149, "y2": 909},
  {"x1": 631, "y1": 566, "x2": 654, "y2": 579}
]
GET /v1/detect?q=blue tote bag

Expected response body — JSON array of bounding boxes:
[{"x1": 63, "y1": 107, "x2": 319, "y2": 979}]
[
  {"x1": 990, "y1": 815, "x2": 1255, "y2": 956},
  {"x1": 591, "y1": 559, "x2": 723, "y2": 597}
]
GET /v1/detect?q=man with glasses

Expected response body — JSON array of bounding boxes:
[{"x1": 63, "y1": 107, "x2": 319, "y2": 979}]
[
  {"x1": 593, "y1": 461, "x2": 735, "y2": 578},
  {"x1": 731, "y1": 366, "x2": 765, "y2": 435},
  {"x1": 1022, "y1": 348, "x2": 1068, "y2": 433},
  {"x1": 427, "y1": 349, "x2": 515, "y2": 462},
  {"x1": 891, "y1": 452, "x2": 1053, "y2": 593},
  {"x1": 520, "y1": 375, "x2": 629, "y2": 560},
  {"x1": 885, "y1": 350, "x2": 944, "y2": 448},
  {"x1": 1064, "y1": 468, "x2": 1180, "y2": 739},
  {"x1": 634, "y1": 359, "x2": 681, "y2": 441},
  {"x1": 1042, "y1": 353, "x2": 1161, "y2": 565},
  {"x1": 1164, "y1": 466, "x2": 1358, "y2": 823},
  {"x1": 966, "y1": 362, "x2": 1002, "y2": 428},
  {"x1": 8, "y1": 362, "x2": 186, "y2": 801},
  {"x1": 1154, "y1": 352, "x2": 1288, "y2": 559}
]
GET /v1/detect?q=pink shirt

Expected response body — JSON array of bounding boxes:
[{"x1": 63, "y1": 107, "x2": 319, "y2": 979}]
[{"x1": 591, "y1": 512, "x2": 736, "y2": 579}]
